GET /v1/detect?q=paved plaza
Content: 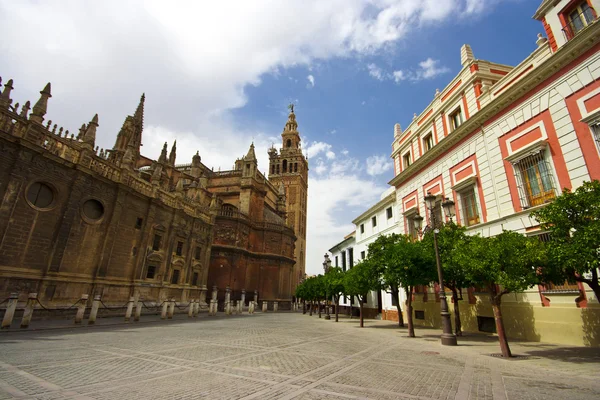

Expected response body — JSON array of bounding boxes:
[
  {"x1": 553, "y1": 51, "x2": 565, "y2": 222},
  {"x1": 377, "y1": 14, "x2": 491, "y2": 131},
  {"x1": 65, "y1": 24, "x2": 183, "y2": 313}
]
[{"x1": 0, "y1": 312, "x2": 599, "y2": 400}]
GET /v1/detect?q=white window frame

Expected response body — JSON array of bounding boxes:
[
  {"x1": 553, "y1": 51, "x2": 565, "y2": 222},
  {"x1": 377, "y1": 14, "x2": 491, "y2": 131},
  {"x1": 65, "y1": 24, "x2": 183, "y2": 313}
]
[{"x1": 422, "y1": 132, "x2": 434, "y2": 152}]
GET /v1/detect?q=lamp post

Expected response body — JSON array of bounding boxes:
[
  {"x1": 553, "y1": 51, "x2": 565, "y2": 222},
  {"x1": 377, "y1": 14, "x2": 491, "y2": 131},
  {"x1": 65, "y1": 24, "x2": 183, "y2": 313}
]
[
  {"x1": 323, "y1": 254, "x2": 332, "y2": 320},
  {"x1": 417, "y1": 192, "x2": 457, "y2": 346}
]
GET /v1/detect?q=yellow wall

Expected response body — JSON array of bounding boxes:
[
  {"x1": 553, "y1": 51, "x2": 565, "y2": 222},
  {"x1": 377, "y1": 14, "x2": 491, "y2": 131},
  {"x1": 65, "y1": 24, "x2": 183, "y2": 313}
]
[{"x1": 406, "y1": 290, "x2": 600, "y2": 347}]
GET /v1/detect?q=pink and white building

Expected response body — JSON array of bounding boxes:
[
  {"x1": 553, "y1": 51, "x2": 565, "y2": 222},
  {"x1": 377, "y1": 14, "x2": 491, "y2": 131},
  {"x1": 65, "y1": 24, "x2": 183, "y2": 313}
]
[{"x1": 387, "y1": 0, "x2": 600, "y2": 345}]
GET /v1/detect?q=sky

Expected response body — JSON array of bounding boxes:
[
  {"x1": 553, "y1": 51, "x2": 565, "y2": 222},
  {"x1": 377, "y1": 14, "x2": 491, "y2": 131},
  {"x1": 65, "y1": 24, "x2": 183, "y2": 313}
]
[{"x1": 0, "y1": 0, "x2": 543, "y2": 275}]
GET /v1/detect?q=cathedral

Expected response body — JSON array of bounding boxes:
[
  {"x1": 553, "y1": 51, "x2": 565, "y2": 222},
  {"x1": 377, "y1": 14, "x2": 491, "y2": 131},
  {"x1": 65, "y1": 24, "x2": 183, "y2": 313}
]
[{"x1": 0, "y1": 77, "x2": 307, "y2": 310}]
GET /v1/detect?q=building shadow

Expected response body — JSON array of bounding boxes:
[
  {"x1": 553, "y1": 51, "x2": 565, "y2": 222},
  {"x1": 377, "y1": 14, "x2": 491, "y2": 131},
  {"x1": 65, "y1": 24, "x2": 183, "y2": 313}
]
[
  {"x1": 521, "y1": 345, "x2": 600, "y2": 363},
  {"x1": 582, "y1": 307, "x2": 600, "y2": 347}
]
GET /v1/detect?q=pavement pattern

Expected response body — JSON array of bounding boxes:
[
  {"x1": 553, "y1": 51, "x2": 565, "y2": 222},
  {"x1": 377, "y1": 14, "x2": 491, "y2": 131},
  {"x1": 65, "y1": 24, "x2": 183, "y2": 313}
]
[{"x1": 0, "y1": 312, "x2": 599, "y2": 400}]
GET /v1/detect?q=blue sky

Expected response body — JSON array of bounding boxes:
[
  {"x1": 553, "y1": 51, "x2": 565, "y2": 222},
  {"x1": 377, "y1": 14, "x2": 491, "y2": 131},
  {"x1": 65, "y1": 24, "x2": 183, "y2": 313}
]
[{"x1": 0, "y1": 0, "x2": 543, "y2": 275}]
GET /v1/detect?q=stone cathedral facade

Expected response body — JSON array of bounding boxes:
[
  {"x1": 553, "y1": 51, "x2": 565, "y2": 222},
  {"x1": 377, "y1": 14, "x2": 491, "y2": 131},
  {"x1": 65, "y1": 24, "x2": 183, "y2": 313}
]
[{"x1": 0, "y1": 77, "x2": 303, "y2": 311}]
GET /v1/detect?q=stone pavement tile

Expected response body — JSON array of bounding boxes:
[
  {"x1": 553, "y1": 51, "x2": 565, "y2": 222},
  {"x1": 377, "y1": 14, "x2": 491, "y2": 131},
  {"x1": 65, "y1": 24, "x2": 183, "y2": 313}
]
[
  {"x1": 220, "y1": 351, "x2": 338, "y2": 376},
  {"x1": 293, "y1": 389, "x2": 357, "y2": 399},
  {"x1": 314, "y1": 383, "x2": 421, "y2": 400},
  {"x1": 21, "y1": 356, "x2": 180, "y2": 389},
  {"x1": 84, "y1": 369, "x2": 271, "y2": 400},
  {"x1": 0, "y1": 347, "x2": 113, "y2": 368},
  {"x1": 209, "y1": 365, "x2": 290, "y2": 383},
  {"x1": 154, "y1": 343, "x2": 257, "y2": 364},
  {"x1": 503, "y1": 376, "x2": 600, "y2": 400},
  {"x1": 0, "y1": 371, "x2": 48, "y2": 396},
  {"x1": 227, "y1": 335, "x2": 306, "y2": 348},
  {"x1": 287, "y1": 339, "x2": 371, "y2": 357},
  {"x1": 469, "y1": 369, "x2": 493, "y2": 400},
  {"x1": 327, "y1": 361, "x2": 461, "y2": 400}
]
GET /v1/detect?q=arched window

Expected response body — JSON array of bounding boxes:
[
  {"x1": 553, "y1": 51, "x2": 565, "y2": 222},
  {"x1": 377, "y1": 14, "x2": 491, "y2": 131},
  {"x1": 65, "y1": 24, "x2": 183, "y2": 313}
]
[
  {"x1": 294, "y1": 163, "x2": 298, "y2": 172},
  {"x1": 271, "y1": 164, "x2": 275, "y2": 174},
  {"x1": 282, "y1": 160, "x2": 287, "y2": 173},
  {"x1": 276, "y1": 164, "x2": 280, "y2": 174},
  {"x1": 286, "y1": 139, "x2": 292, "y2": 148}
]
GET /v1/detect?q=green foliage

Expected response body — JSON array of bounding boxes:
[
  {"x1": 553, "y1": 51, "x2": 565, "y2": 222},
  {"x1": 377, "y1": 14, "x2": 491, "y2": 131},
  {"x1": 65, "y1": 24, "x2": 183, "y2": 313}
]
[
  {"x1": 343, "y1": 259, "x2": 379, "y2": 302},
  {"x1": 367, "y1": 233, "x2": 437, "y2": 292},
  {"x1": 532, "y1": 180, "x2": 600, "y2": 288},
  {"x1": 296, "y1": 275, "x2": 327, "y2": 301},
  {"x1": 421, "y1": 222, "x2": 472, "y2": 291},
  {"x1": 324, "y1": 267, "x2": 345, "y2": 301},
  {"x1": 458, "y1": 230, "x2": 546, "y2": 296}
]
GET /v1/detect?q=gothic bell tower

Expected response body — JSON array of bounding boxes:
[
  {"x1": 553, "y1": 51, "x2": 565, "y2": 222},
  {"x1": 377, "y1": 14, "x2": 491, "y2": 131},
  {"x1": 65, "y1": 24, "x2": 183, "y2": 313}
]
[{"x1": 268, "y1": 105, "x2": 308, "y2": 290}]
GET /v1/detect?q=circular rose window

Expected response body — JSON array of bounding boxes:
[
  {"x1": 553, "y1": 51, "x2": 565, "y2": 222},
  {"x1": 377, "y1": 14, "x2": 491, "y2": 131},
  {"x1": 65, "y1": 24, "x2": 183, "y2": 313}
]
[
  {"x1": 82, "y1": 199, "x2": 104, "y2": 221},
  {"x1": 26, "y1": 182, "x2": 54, "y2": 210}
]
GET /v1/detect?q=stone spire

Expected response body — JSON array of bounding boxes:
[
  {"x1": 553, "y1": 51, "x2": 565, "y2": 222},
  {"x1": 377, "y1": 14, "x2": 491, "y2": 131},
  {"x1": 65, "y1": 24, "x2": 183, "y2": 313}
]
[
  {"x1": 158, "y1": 142, "x2": 168, "y2": 163},
  {"x1": 460, "y1": 44, "x2": 474, "y2": 67},
  {"x1": 245, "y1": 142, "x2": 257, "y2": 162},
  {"x1": 242, "y1": 143, "x2": 257, "y2": 178},
  {"x1": 30, "y1": 82, "x2": 52, "y2": 124},
  {"x1": 0, "y1": 79, "x2": 14, "y2": 109},
  {"x1": 168, "y1": 140, "x2": 177, "y2": 165},
  {"x1": 394, "y1": 123, "x2": 402, "y2": 138},
  {"x1": 82, "y1": 114, "x2": 99, "y2": 149},
  {"x1": 133, "y1": 93, "x2": 145, "y2": 127},
  {"x1": 284, "y1": 108, "x2": 298, "y2": 133},
  {"x1": 191, "y1": 151, "x2": 201, "y2": 178}
]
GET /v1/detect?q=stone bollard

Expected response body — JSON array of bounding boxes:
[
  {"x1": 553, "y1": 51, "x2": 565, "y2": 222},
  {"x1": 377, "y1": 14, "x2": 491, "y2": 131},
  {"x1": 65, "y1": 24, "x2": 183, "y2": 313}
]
[
  {"x1": 237, "y1": 300, "x2": 241, "y2": 314},
  {"x1": 74, "y1": 294, "x2": 89, "y2": 324},
  {"x1": 262, "y1": 301, "x2": 267, "y2": 313},
  {"x1": 161, "y1": 300, "x2": 168, "y2": 319},
  {"x1": 168, "y1": 299, "x2": 175, "y2": 319},
  {"x1": 248, "y1": 301, "x2": 254, "y2": 314},
  {"x1": 124, "y1": 297, "x2": 135, "y2": 322},
  {"x1": 212, "y1": 286, "x2": 218, "y2": 302},
  {"x1": 241, "y1": 289, "x2": 246, "y2": 310},
  {"x1": 193, "y1": 299, "x2": 199, "y2": 317},
  {"x1": 188, "y1": 299, "x2": 194, "y2": 318},
  {"x1": 273, "y1": 301, "x2": 278, "y2": 312},
  {"x1": 88, "y1": 295, "x2": 101, "y2": 325},
  {"x1": 134, "y1": 299, "x2": 142, "y2": 321},
  {"x1": 253, "y1": 290, "x2": 258, "y2": 305},
  {"x1": 208, "y1": 299, "x2": 215, "y2": 316},
  {"x1": 20, "y1": 293, "x2": 38, "y2": 329},
  {"x1": 2, "y1": 293, "x2": 19, "y2": 329}
]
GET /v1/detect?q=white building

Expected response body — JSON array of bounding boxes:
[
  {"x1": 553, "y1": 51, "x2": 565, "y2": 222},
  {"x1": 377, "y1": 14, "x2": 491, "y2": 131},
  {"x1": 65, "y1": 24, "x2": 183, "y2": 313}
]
[{"x1": 351, "y1": 187, "x2": 404, "y2": 321}]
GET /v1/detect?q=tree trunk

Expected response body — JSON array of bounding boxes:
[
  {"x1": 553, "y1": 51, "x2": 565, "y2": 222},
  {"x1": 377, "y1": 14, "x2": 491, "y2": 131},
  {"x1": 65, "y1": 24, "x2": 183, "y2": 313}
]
[
  {"x1": 349, "y1": 298, "x2": 353, "y2": 319},
  {"x1": 334, "y1": 296, "x2": 339, "y2": 322},
  {"x1": 309, "y1": 301, "x2": 313, "y2": 316},
  {"x1": 359, "y1": 299, "x2": 364, "y2": 328},
  {"x1": 392, "y1": 288, "x2": 404, "y2": 327},
  {"x1": 302, "y1": 300, "x2": 306, "y2": 314},
  {"x1": 576, "y1": 269, "x2": 600, "y2": 302},
  {"x1": 490, "y1": 289, "x2": 512, "y2": 358},
  {"x1": 406, "y1": 286, "x2": 415, "y2": 337},
  {"x1": 451, "y1": 287, "x2": 462, "y2": 336},
  {"x1": 318, "y1": 301, "x2": 322, "y2": 318}
]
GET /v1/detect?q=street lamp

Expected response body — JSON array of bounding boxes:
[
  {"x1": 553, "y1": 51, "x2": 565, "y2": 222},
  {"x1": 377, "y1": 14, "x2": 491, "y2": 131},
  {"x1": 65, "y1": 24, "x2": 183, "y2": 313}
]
[
  {"x1": 418, "y1": 192, "x2": 458, "y2": 346},
  {"x1": 323, "y1": 254, "x2": 332, "y2": 320}
]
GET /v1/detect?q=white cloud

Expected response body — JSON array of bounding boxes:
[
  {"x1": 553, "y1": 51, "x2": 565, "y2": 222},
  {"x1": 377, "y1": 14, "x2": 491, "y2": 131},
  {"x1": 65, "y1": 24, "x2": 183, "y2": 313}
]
[
  {"x1": 414, "y1": 58, "x2": 450, "y2": 80},
  {"x1": 366, "y1": 154, "x2": 393, "y2": 176},
  {"x1": 328, "y1": 129, "x2": 337, "y2": 135},
  {"x1": 306, "y1": 74, "x2": 315, "y2": 88},
  {"x1": 392, "y1": 70, "x2": 406, "y2": 82},
  {"x1": 0, "y1": 0, "x2": 498, "y2": 277},
  {"x1": 305, "y1": 141, "x2": 332, "y2": 158},
  {"x1": 373, "y1": 58, "x2": 450, "y2": 84},
  {"x1": 367, "y1": 63, "x2": 385, "y2": 81}
]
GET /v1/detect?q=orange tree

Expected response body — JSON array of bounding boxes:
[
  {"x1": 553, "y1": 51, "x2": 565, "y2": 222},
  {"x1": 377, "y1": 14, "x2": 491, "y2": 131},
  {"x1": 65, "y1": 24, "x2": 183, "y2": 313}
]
[
  {"x1": 532, "y1": 180, "x2": 600, "y2": 301},
  {"x1": 457, "y1": 231, "x2": 546, "y2": 358}
]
